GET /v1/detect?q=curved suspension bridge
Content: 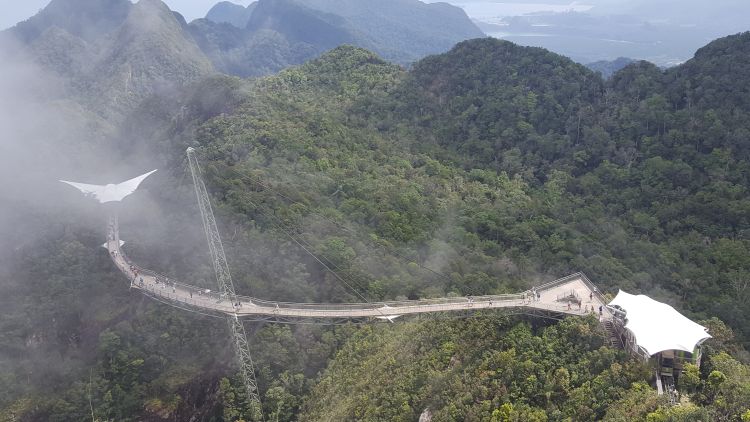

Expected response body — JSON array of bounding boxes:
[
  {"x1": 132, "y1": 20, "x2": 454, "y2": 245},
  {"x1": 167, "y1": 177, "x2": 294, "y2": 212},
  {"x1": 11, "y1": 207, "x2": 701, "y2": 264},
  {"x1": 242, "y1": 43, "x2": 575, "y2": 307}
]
[
  {"x1": 71, "y1": 148, "x2": 612, "y2": 417},
  {"x1": 106, "y1": 215, "x2": 608, "y2": 323}
]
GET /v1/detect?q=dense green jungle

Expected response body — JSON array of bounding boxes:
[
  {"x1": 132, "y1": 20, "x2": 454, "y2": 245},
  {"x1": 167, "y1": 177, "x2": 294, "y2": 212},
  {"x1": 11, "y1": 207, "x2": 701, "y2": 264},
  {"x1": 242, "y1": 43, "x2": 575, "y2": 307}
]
[{"x1": 3, "y1": 32, "x2": 750, "y2": 421}]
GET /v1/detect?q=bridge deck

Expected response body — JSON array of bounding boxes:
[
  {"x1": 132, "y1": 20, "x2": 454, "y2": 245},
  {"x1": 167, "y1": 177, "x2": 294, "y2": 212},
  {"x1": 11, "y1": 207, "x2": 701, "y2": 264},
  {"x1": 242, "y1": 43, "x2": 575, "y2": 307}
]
[{"x1": 107, "y1": 218, "x2": 608, "y2": 321}]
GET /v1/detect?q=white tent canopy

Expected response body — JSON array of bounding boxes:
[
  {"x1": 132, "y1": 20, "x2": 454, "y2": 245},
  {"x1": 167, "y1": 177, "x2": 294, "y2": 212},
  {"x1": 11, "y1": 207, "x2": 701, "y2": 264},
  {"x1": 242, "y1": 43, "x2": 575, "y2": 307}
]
[
  {"x1": 60, "y1": 169, "x2": 157, "y2": 203},
  {"x1": 609, "y1": 290, "x2": 711, "y2": 356}
]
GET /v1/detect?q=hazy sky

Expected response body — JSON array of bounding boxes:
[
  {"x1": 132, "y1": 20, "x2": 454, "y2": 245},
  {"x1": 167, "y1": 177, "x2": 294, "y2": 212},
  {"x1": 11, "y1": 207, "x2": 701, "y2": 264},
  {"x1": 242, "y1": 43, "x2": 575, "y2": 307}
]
[
  {"x1": 0, "y1": 0, "x2": 609, "y2": 31},
  {"x1": 4, "y1": 0, "x2": 748, "y2": 33},
  {"x1": 0, "y1": 0, "x2": 256, "y2": 30}
]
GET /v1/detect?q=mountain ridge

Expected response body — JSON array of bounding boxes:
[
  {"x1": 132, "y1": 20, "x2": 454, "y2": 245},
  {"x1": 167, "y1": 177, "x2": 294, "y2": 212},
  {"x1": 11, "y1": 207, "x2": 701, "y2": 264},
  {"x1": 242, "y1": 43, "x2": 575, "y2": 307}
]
[
  {"x1": 189, "y1": 0, "x2": 483, "y2": 76},
  {"x1": 4, "y1": 0, "x2": 484, "y2": 81},
  {"x1": 206, "y1": 1, "x2": 257, "y2": 28}
]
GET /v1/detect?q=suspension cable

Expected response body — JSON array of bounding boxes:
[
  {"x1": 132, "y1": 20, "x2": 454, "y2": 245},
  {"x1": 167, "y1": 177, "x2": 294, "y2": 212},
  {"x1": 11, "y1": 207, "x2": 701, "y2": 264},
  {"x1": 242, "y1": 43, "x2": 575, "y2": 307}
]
[
  {"x1": 242, "y1": 196, "x2": 374, "y2": 303},
  {"x1": 211, "y1": 157, "x2": 484, "y2": 296}
]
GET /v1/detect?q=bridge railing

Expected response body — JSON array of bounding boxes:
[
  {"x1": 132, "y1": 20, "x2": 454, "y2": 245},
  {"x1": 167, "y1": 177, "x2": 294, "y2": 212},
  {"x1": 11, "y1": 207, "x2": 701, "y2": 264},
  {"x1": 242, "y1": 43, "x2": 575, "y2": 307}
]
[
  {"x1": 107, "y1": 221, "x2": 602, "y2": 317},
  {"x1": 112, "y1": 243, "x2": 529, "y2": 310},
  {"x1": 532, "y1": 272, "x2": 607, "y2": 301},
  {"x1": 116, "y1": 248, "x2": 593, "y2": 315},
  {"x1": 118, "y1": 250, "x2": 534, "y2": 312},
  {"x1": 245, "y1": 292, "x2": 527, "y2": 311},
  {"x1": 578, "y1": 272, "x2": 607, "y2": 304},
  {"x1": 532, "y1": 272, "x2": 585, "y2": 293}
]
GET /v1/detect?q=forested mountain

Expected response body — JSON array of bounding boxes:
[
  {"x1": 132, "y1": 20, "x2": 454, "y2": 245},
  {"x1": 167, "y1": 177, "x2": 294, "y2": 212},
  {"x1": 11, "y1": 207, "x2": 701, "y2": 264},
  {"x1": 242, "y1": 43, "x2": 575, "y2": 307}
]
[
  {"x1": 189, "y1": 0, "x2": 483, "y2": 77},
  {"x1": 586, "y1": 57, "x2": 635, "y2": 79},
  {"x1": 2, "y1": 0, "x2": 214, "y2": 122},
  {"x1": 2, "y1": 0, "x2": 482, "y2": 110},
  {"x1": 206, "y1": 1, "x2": 257, "y2": 28},
  {"x1": 1, "y1": 2, "x2": 750, "y2": 419},
  {"x1": 290, "y1": 0, "x2": 484, "y2": 63}
]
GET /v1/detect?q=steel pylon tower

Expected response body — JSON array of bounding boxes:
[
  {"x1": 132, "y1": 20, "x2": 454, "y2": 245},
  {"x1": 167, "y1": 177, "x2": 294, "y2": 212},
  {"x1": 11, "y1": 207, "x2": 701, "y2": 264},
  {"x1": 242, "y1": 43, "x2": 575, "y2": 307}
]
[{"x1": 186, "y1": 147, "x2": 263, "y2": 420}]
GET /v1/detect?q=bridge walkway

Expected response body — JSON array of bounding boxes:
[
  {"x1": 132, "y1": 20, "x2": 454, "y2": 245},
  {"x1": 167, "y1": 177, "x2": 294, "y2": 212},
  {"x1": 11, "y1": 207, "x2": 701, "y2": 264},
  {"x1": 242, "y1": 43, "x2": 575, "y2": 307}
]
[{"x1": 107, "y1": 217, "x2": 609, "y2": 322}]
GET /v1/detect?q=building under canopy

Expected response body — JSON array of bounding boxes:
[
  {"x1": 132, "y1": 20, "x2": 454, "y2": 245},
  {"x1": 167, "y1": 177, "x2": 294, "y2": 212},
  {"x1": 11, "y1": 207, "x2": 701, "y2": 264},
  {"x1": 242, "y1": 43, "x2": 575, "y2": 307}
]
[
  {"x1": 609, "y1": 290, "x2": 712, "y2": 357},
  {"x1": 607, "y1": 290, "x2": 711, "y2": 395}
]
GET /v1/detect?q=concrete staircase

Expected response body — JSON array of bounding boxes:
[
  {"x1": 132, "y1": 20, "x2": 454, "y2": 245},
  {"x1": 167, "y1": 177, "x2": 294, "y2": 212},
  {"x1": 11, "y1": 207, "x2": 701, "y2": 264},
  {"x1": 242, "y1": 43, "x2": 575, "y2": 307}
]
[
  {"x1": 603, "y1": 319, "x2": 622, "y2": 348},
  {"x1": 662, "y1": 375, "x2": 679, "y2": 405}
]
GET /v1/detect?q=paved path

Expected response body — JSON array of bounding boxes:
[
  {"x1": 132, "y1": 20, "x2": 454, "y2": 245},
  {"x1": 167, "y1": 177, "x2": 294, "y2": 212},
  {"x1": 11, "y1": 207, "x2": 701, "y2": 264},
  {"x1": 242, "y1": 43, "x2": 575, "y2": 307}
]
[{"x1": 107, "y1": 218, "x2": 608, "y2": 321}]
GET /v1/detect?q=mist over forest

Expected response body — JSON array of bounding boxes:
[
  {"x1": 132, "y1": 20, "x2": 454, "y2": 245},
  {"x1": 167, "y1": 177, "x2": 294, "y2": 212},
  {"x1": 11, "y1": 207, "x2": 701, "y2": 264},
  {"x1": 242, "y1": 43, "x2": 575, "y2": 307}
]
[{"x1": 1, "y1": 0, "x2": 750, "y2": 421}]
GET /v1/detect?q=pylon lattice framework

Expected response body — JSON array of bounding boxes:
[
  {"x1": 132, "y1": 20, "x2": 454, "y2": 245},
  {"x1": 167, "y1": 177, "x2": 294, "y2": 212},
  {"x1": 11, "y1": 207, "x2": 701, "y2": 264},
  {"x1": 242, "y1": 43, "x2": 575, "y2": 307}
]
[{"x1": 186, "y1": 147, "x2": 262, "y2": 418}]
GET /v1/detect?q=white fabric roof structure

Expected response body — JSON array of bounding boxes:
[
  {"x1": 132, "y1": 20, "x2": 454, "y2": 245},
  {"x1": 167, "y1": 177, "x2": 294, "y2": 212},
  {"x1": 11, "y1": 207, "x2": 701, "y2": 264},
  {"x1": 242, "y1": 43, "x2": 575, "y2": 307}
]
[
  {"x1": 102, "y1": 240, "x2": 125, "y2": 249},
  {"x1": 609, "y1": 290, "x2": 711, "y2": 356},
  {"x1": 60, "y1": 170, "x2": 157, "y2": 203}
]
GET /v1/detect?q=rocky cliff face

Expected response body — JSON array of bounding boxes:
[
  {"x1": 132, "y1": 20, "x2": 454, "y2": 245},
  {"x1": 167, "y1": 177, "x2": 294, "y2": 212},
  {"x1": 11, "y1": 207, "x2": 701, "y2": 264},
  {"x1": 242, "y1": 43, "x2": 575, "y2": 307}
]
[{"x1": 88, "y1": 0, "x2": 214, "y2": 119}]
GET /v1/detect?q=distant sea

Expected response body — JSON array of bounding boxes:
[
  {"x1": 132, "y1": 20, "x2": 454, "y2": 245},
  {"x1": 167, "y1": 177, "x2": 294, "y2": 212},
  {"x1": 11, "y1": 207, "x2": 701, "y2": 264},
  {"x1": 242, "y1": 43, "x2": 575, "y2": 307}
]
[
  {"x1": 485, "y1": 32, "x2": 685, "y2": 67},
  {"x1": 424, "y1": 1, "x2": 594, "y2": 23},
  {"x1": 422, "y1": 0, "x2": 688, "y2": 66}
]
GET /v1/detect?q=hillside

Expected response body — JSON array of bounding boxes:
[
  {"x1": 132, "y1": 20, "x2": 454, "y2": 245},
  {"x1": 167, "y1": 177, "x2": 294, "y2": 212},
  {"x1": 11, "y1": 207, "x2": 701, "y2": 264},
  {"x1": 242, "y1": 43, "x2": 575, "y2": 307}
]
[
  {"x1": 302, "y1": 317, "x2": 632, "y2": 420},
  {"x1": 133, "y1": 34, "x2": 750, "y2": 420},
  {"x1": 1, "y1": 17, "x2": 750, "y2": 422},
  {"x1": 154, "y1": 34, "x2": 750, "y2": 345}
]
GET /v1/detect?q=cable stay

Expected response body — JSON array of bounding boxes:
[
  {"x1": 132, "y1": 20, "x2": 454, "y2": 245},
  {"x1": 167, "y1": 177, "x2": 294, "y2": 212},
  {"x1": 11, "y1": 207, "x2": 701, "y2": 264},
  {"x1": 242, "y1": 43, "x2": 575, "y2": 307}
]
[
  {"x1": 184, "y1": 153, "x2": 378, "y2": 301},
  {"x1": 233, "y1": 193, "x2": 395, "y2": 321},
  {"x1": 201, "y1": 154, "x2": 486, "y2": 297}
]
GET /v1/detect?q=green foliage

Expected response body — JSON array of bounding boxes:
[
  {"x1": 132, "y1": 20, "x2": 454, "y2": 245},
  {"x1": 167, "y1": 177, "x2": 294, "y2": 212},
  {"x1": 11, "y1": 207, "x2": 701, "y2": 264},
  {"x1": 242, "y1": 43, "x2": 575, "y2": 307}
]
[
  {"x1": 603, "y1": 382, "x2": 661, "y2": 421},
  {"x1": 6, "y1": 32, "x2": 750, "y2": 421},
  {"x1": 699, "y1": 352, "x2": 750, "y2": 420},
  {"x1": 185, "y1": 34, "x2": 750, "y2": 420},
  {"x1": 645, "y1": 405, "x2": 711, "y2": 422},
  {"x1": 301, "y1": 316, "x2": 649, "y2": 421},
  {"x1": 678, "y1": 363, "x2": 701, "y2": 394}
]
